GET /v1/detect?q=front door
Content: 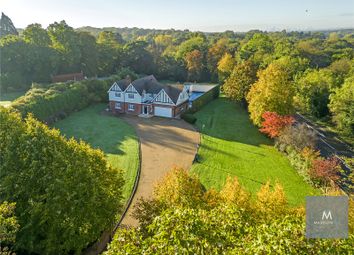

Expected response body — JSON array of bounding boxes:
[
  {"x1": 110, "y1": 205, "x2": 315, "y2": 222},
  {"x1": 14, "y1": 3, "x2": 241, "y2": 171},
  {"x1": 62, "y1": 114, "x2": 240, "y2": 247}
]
[{"x1": 143, "y1": 105, "x2": 148, "y2": 114}]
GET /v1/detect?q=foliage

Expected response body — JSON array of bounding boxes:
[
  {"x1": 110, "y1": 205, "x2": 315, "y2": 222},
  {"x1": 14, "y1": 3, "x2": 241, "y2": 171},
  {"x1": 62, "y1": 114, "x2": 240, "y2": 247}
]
[
  {"x1": 0, "y1": 108, "x2": 124, "y2": 254},
  {"x1": 247, "y1": 62, "x2": 295, "y2": 126},
  {"x1": 255, "y1": 181, "x2": 288, "y2": 218},
  {"x1": 153, "y1": 167, "x2": 205, "y2": 208},
  {"x1": 106, "y1": 168, "x2": 353, "y2": 255},
  {"x1": 10, "y1": 73, "x2": 133, "y2": 123},
  {"x1": 295, "y1": 68, "x2": 336, "y2": 117},
  {"x1": 0, "y1": 202, "x2": 19, "y2": 244},
  {"x1": 260, "y1": 111, "x2": 295, "y2": 138},
  {"x1": 180, "y1": 113, "x2": 197, "y2": 124},
  {"x1": 184, "y1": 49, "x2": 204, "y2": 81},
  {"x1": 220, "y1": 176, "x2": 249, "y2": 208},
  {"x1": 217, "y1": 52, "x2": 235, "y2": 82},
  {"x1": 223, "y1": 60, "x2": 257, "y2": 102},
  {"x1": 309, "y1": 157, "x2": 340, "y2": 186},
  {"x1": 329, "y1": 75, "x2": 354, "y2": 135},
  {"x1": 277, "y1": 124, "x2": 317, "y2": 152}
]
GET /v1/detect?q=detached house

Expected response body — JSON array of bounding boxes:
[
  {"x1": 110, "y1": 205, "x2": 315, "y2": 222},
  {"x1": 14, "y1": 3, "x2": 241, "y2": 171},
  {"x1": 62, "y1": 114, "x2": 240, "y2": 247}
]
[{"x1": 108, "y1": 75, "x2": 189, "y2": 118}]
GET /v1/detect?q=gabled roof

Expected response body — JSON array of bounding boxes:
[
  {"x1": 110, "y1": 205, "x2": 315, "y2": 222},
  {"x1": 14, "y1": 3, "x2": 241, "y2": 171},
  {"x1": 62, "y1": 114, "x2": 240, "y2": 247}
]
[
  {"x1": 163, "y1": 84, "x2": 184, "y2": 104},
  {"x1": 130, "y1": 75, "x2": 163, "y2": 95},
  {"x1": 115, "y1": 78, "x2": 131, "y2": 91},
  {"x1": 110, "y1": 75, "x2": 186, "y2": 104}
]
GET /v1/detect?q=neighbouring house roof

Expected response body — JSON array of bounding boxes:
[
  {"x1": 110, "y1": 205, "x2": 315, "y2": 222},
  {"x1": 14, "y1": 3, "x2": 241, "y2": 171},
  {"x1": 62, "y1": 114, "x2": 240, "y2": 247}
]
[
  {"x1": 52, "y1": 72, "x2": 84, "y2": 83},
  {"x1": 111, "y1": 75, "x2": 185, "y2": 104},
  {"x1": 188, "y1": 84, "x2": 216, "y2": 93}
]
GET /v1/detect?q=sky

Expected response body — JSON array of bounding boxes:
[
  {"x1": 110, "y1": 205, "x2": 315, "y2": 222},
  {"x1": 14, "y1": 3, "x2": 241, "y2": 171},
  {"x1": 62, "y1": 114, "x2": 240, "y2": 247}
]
[{"x1": 1, "y1": 0, "x2": 354, "y2": 32}]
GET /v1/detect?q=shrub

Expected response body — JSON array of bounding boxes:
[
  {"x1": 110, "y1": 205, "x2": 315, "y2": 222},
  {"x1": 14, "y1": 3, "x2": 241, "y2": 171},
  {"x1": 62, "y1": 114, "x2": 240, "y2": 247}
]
[
  {"x1": 0, "y1": 108, "x2": 124, "y2": 254},
  {"x1": 153, "y1": 167, "x2": 205, "y2": 208},
  {"x1": 220, "y1": 176, "x2": 250, "y2": 208},
  {"x1": 181, "y1": 113, "x2": 197, "y2": 124},
  {"x1": 277, "y1": 123, "x2": 317, "y2": 152},
  {"x1": 260, "y1": 111, "x2": 295, "y2": 138},
  {"x1": 309, "y1": 157, "x2": 340, "y2": 186}
]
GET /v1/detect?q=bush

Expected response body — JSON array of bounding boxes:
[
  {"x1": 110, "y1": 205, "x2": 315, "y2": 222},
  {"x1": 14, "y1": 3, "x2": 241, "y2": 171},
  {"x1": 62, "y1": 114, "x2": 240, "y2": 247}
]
[
  {"x1": 181, "y1": 113, "x2": 197, "y2": 124},
  {"x1": 10, "y1": 75, "x2": 125, "y2": 124},
  {"x1": 309, "y1": 157, "x2": 340, "y2": 186},
  {"x1": 260, "y1": 111, "x2": 295, "y2": 138},
  {"x1": 277, "y1": 123, "x2": 317, "y2": 152},
  {"x1": 0, "y1": 108, "x2": 124, "y2": 254}
]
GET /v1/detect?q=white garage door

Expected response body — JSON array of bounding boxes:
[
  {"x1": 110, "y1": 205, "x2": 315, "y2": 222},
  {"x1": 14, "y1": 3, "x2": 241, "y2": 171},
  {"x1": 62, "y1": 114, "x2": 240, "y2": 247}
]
[{"x1": 154, "y1": 106, "x2": 172, "y2": 118}]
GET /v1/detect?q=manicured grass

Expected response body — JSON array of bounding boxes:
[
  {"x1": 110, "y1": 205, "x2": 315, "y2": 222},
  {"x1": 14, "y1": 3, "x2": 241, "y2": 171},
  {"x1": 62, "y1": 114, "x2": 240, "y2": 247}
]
[
  {"x1": 190, "y1": 98, "x2": 319, "y2": 206},
  {"x1": 0, "y1": 91, "x2": 26, "y2": 107},
  {"x1": 54, "y1": 104, "x2": 139, "y2": 202}
]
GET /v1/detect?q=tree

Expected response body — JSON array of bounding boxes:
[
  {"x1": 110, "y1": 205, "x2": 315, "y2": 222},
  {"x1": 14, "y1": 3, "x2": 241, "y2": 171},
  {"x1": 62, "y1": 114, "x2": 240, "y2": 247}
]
[
  {"x1": 0, "y1": 13, "x2": 18, "y2": 38},
  {"x1": 97, "y1": 31, "x2": 124, "y2": 46},
  {"x1": 329, "y1": 75, "x2": 354, "y2": 135},
  {"x1": 23, "y1": 23, "x2": 51, "y2": 46},
  {"x1": 184, "y1": 49, "x2": 204, "y2": 81},
  {"x1": 246, "y1": 62, "x2": 295, "y2": 126},
  {"x1": 123, "y1": 40, "x2": 154, "y2": 74},
  {"x1": 47, "y1": 20, "x2": 82, "y2": 74},
  {"x1": 217, "y1": 52, "x2": 235, "y2": 82},
  {"x1": 223, "y1": 60, "x2": 257, "y2": 102},
  {"x1": 176, "y1": 36, "x2": 206, "y2": 59},
  {"x1": 153, "y1": 167, "x2": 205, "y2": 208},
  {"x1": 207, "y1": 38, "x2": 232, "y2": 81},
  {"x1": 260, "y1": 112, "x2": 295, "y2": 138},
  {"x1": 0, "y1": 108, "x2": 124, "y2": 254},
  {"x1": 295, "y1": 69, "x2": 336, "y2": 118}
]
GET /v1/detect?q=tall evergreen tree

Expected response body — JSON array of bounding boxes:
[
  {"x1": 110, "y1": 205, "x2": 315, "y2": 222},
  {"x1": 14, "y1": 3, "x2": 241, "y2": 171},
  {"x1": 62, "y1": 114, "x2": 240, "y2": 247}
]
[{"x1": 0, "y1": 13, "x2": 18, "y2": 38}]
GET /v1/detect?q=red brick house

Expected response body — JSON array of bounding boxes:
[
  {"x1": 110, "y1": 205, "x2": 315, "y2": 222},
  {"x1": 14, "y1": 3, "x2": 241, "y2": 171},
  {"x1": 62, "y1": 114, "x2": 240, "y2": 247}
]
[{"x1": 108, "y1": 75, "x2": 189, "y2": 118}]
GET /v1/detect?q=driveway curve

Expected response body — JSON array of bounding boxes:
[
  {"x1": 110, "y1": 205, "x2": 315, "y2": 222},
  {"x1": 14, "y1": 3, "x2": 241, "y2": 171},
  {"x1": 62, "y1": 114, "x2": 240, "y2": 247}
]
[{"x1": 120, "y1": 116, "x2": 200, "y2": 227}]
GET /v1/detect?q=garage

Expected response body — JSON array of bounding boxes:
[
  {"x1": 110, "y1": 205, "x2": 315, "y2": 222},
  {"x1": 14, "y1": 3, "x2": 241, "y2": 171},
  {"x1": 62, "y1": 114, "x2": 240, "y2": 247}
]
[{"x1": 154, "y1": 106, "x2": 172, "y2": 118}]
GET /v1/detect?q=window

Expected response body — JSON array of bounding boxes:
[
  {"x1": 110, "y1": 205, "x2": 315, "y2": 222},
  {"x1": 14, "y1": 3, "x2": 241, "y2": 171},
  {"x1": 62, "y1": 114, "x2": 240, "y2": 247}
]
[
  {"x1": 128, "y1": 104, "x2": 135, "y2": 111},
  {"x1": 115, "y1": 92, "x2": 121, "y2": 97},
  {"x1": 128, "y1": 93, "x2": 134, "y2": 99},
  {"x1": 115, "y1": 102, "x2": 121, "y2": 109}
]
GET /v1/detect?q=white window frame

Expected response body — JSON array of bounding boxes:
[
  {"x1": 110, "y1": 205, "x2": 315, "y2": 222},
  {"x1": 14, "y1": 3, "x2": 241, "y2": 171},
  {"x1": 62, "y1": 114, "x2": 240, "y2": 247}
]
[
  {"x1": 115, "y1": 92, "x2": 121, "y2": 98},
  {"x1": 128, "y1": 93, "x2": 134, "y2": 99},
  {"x1": 115, "y1": 102, "x2": 121, "y2": 109},
  {"x1": 128, "y1": 104, "x2": 135, "y2": 111}
]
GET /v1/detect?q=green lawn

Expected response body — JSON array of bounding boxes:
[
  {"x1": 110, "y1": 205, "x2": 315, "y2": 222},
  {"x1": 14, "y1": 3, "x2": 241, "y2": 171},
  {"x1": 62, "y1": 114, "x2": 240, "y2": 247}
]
[
  {"x1": 54, "y1": 104, "x2": 139, "y2": 202},
  {"x1": 0, "y1": 91, "x2": 26, "y2": 107},
  {"x1": 190, "y1": 98, "x2": 319, "y2": 206}
]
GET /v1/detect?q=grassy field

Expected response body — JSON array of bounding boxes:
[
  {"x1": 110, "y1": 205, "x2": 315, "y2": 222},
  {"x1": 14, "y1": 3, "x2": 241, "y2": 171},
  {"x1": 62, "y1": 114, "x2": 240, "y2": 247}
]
[
  {"x1": 190, "y1": 98, "x2": 319, "y2": 206},
  {"x1": 54, "y1": 104, "x2": 139, "y2": 202},
  {"x1": 0, "y1": 91, "x2": 26, "y2": 107}
]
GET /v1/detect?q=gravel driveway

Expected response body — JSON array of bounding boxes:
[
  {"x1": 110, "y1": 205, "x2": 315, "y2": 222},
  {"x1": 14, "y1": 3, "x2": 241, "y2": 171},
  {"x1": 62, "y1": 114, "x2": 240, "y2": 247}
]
[{"x1": 120, "y1": 116, "x2": 200, "y2": 226}]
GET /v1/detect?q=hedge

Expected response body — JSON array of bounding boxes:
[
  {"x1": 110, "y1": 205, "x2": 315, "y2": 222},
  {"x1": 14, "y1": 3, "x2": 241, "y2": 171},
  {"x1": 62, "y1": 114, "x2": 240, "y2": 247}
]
[
  {"x1": 10, "y1": 74, "x2": 126, "y2": 124},
  {"x1": 187, "y1": 85, "x2": 220, "y2": 113},
  {"x1": 181, "y1": 113, "x2": 197, "y2": 124}
]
